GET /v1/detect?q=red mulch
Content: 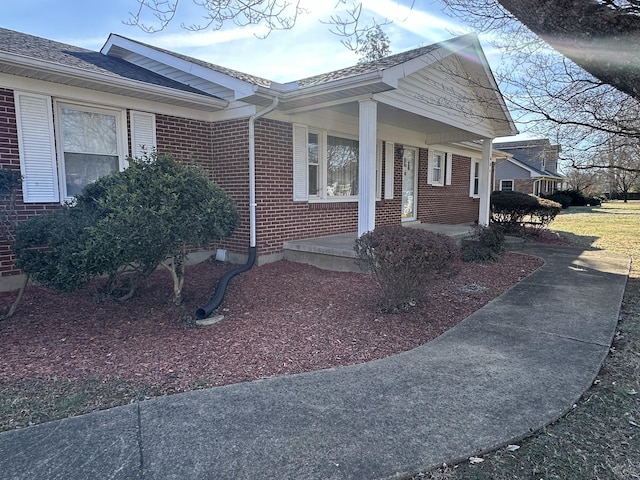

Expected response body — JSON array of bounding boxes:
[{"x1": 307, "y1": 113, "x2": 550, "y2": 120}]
[{"x1": 0, "y1": 253, "x2": 543, "y2": 394}]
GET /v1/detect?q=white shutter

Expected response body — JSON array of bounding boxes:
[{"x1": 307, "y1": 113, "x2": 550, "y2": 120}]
[
  {"x1": 445, "y1": 152, "x2": 453, "y2": 185},
  {"x1": 130, "y1": 111, "x2": 157, "y2": 159},
  {"x1": 292, "y1": 123, "x2": 308, "y2": 201},
  {"x1": 384, "y1": 141, "x2": 394, "y2": 199},
  {"x1": 14, "y1": 92, "x2": 59, "y2": 203}
]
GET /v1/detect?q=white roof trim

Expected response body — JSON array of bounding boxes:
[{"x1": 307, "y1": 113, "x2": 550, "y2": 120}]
[{"x1": 102, "y1": 34, "x2": 257, "y2": 100}]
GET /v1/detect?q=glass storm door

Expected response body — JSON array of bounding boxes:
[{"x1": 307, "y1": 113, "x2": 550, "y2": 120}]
[{"x1": 401, "y1": 148, "x2": 417, "y2": 221}]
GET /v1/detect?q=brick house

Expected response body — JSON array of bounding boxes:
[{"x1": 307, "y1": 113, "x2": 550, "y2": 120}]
[
  {"x1": 493, "y1": 139, "x2": 565, "y2": 195},
  {"x1": 0, "y1": 27, "x2": 517, "y2": 283}
]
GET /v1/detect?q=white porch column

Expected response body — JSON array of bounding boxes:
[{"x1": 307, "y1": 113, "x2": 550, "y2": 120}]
[
  {"x1": 478, "y1": 138, "x2": 493, "y2": 226},
  {"x1": 358, "y1": 99, "x2": 378, "y2": 236}
]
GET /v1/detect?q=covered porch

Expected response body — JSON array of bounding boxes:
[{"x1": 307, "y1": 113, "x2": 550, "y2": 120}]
[{"x1": 282, "y1": 223, "x2": 474, "y2": 272}]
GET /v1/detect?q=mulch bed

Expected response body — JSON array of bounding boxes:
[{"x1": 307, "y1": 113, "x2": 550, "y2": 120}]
[{"x1": 0, "y1": 251, "x2": 543, "y2": 394}]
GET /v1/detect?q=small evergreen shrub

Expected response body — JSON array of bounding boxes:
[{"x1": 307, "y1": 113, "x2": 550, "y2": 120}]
[
  {"x1": 529, "y1": 197, "x2": 562, "y2": 232},
  {"x1": 461, "y1": 224, "x2": 505, "y2": 262},
  {"x1": 491, "y1": 191, "x2": 561, "y2": 233},
  {"x1": 545, "y1": 189, "x2": 601, "y2": 207},
  {"x1": 543, "y1": 192, "x2": 572, "y2": 209},
  {"x1": 15, "y1": 153, "x2": 238, "y2": 304},
  {"x1": 354, "y1": 226, "x2": 460, "y2": 313},
  {"x1": 585, "y1": 196, "x2": 602, "y2": 206}
]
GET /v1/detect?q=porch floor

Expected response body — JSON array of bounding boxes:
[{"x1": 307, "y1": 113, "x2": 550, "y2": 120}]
[{"x1": 282, "y1": 222, "x2": 475, "y2": 272}]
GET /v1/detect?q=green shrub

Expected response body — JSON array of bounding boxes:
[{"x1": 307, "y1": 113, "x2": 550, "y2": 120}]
[
  {"x1": 543, "y1": 192, "x2": 572, "y2": 209},
  {"x1": 461, "y1": 224, "x2": 505, "y2": 262},
  {"x1": 0, "y1": 169, "x2": 26, "y2": 319},
  {"x1": 546, "y1": 189, "x2": 601, "y2": 207},
  {"x1": 15, "y1": 153, "x2": 238, "y2": 304},
  {"x1": 14, "y1": 206, "x2": 101, "y2": 292},
  {"x1": 0, "y1": 169, "x2": 21, "y2": 198},
  {"x1": 491, "y1": 191, "x2": 561, "y2": 233},
  {"x1": 354, "y1": 226, "x2": 460, "y2": 313}
]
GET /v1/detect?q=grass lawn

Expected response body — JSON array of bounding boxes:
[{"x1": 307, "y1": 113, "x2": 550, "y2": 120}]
[{"x1": 417, "y1": 200, "x2": 640, "y2": 480}]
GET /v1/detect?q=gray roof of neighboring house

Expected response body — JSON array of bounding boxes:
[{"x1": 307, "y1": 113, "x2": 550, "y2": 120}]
[
  {"x1": 0, "y1": 27, "x2": 215, "y2": 97},
  {"x1": 506, "y1": 156, "x2": 565, "y2": 179}
]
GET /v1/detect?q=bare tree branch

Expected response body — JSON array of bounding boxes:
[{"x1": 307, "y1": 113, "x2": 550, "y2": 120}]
[{"x1": 126, "y1": 0, "x2": 305, "y2": 36}]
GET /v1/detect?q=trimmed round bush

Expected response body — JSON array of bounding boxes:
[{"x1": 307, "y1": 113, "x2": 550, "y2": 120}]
[
  {"x1": 491, "y1": 190, "x2": 561, "y2": 233},
  {"x1": 354, "y1": 225, "x2": 460, "y2": 313}
]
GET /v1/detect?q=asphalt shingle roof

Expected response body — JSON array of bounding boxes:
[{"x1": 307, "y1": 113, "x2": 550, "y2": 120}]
[
  {"x1": 296, "y1": 44, "x2": 439, "y2": 87},
  {"x1": 0, "y1": 27, "x2": 213, "y2": 96}
]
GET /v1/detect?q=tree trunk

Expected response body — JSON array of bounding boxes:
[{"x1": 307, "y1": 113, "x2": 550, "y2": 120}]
[
  {"x1": 0, "y1": 274, "x2": 29, "y2": 320},
  {"x1": 497, "y1": 0, "x2": 640, "y2": 100}
]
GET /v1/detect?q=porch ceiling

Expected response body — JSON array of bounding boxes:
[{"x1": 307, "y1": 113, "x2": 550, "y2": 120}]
[{"x1": 291, "y1": 100, "x2": 485, "y2": 145}]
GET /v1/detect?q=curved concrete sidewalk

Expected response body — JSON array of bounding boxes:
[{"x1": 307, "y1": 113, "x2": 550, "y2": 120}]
[{"x1": 0, "y1": 244, "x2": 630, "y2": 480}]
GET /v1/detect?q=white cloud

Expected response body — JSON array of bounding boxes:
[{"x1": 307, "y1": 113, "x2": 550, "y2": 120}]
[{"x1": 361, "y1": 0, "x2": 468, "y2": 42}]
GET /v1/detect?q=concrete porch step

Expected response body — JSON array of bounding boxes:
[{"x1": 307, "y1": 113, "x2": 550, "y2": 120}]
[{"x1": 282, "y1": 223, "x2": 476, "y2": 273}]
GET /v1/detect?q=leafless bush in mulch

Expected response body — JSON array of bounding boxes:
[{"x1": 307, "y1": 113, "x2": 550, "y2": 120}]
[{"x1": 0, "y1": 253, "x2": 543, "y2": 432}]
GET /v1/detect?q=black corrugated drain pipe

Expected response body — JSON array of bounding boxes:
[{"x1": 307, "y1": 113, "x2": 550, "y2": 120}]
[
  {"x1": 195, "y1": 246, "x2": 256, "y2": 319},
  {"x1": 194, "y1": 97, "x2": 278, "y2": 320}
]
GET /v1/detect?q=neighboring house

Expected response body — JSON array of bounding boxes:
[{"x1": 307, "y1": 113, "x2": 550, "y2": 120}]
[
  {"x1": 0, "y1": 27, "x2": 517, "y2": 281},
  {"x1": 493, "y1": 139, "x2": 565, "y2": 195}
]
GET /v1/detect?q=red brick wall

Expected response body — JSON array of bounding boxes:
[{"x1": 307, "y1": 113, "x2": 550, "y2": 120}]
[
  {"x1": 209, "y1": 118, "x2": 251, "y2": 253},
  {"x1": 252, "y1": 118, "x2": 358, "y2": 256},
  {"x1": 514, "y1": 178, "x2": 534, "y2": 194},
  {"x1": 416, "y1": 148, "x2": 479, "y2": 224},
  {"x1": 0, "y1": 90, "x2": 483, "y2": 275}
]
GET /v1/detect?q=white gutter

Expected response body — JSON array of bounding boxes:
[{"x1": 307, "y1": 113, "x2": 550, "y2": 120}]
[{"x1": 248, "y1": 97, "x2": 279, "y2": 247}]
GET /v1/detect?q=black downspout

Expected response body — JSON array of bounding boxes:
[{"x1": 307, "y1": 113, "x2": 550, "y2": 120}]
[{"x1": 195, "y1": 246, "x2": 256, "y2": 319}]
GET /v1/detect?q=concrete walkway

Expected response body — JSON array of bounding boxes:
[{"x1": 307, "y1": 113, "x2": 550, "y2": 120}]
[{"x1": 0, "y1": 244, "x2": 630, "y2": 480}]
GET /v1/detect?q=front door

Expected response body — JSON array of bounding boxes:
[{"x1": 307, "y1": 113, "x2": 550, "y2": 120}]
[{"x1": 402, "y1": 147, "x2": 418, "y2": 221}]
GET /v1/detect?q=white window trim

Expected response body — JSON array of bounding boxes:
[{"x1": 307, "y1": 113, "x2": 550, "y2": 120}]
[
  {"x1": 500, "y1": 179, "x2": 514, "y2": 191},
  {"x1": 376, "y1": 140, "x2": 382, "y2": 201},
  {"x1": 428, "y1": 149, "x2": 446, "y2": 186},
  {"x1": 293, "y1": 123, "x2": 389, "y2": 202},
  {"x1": 292, "y1": 123, "x2": 308, "y2": 201},
  {"x1": 54, "y1": 100, "x2": 128, "y2": 201},
  {"x1": 469, "y1": 158, "x2": 481, "y2": 198},
  {"x1": 383, "y1": 141, "x2": 394, "y2": 199},
  {"x1": 445, "y1": 152, "x2": 452, "y2": 186}
]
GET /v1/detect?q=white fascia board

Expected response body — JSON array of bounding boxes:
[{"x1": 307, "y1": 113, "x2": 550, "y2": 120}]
[
  {"x1": 430, "y1": 142, "x2": 502, "y2": 161},
  {"x1": 279, "y1": 71, "x2": 385, "y2": 101},
  {"x1": 0, "y1": 51, "x2": 228, "y2": 110},
  {"x1": 102, "y1": 35, "x2": 257, "y2": 100}
]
